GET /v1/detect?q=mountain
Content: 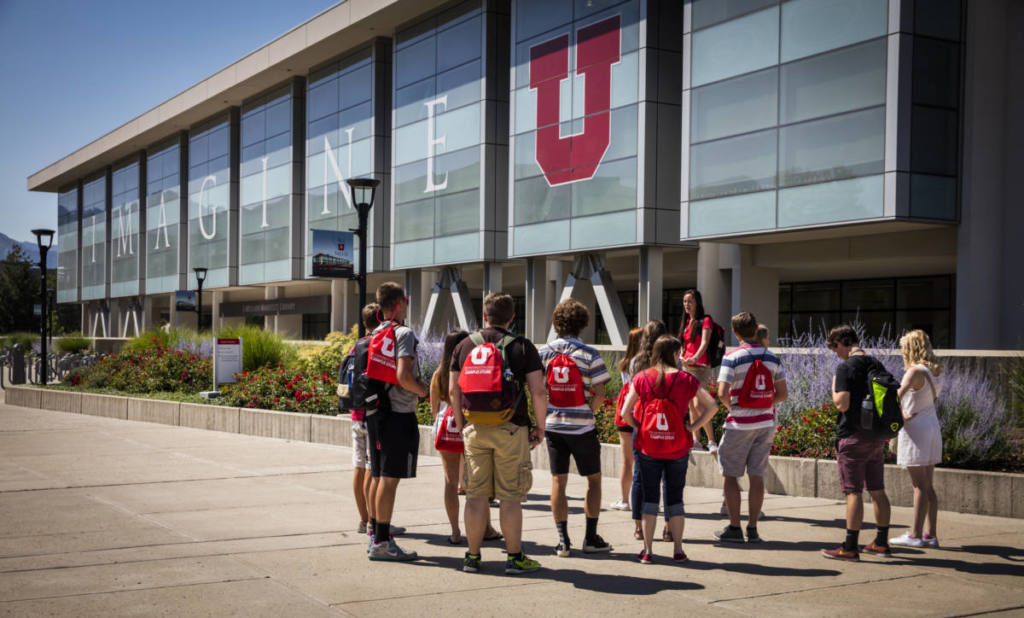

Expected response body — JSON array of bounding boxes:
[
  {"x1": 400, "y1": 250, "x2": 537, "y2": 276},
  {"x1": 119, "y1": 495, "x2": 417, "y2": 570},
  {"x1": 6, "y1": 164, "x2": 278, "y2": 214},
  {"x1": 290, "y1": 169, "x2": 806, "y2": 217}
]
[{"x1": 0, "y1": 232, "x2": 59, "y2": 268}]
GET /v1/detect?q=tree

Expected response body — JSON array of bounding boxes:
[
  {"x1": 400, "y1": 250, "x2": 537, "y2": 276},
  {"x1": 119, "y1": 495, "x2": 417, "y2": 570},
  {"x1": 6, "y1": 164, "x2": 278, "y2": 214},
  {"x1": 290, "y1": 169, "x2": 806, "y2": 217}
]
[{"x1": 0, "y1": 246, "x2": 39, "y2": 334}]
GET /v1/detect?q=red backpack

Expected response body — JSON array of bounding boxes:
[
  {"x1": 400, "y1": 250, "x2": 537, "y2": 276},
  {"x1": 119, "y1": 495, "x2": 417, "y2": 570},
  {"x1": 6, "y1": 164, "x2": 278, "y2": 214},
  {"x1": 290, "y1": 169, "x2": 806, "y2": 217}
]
[
  {"x1": 433, "y1": 403, "x2": 464, "y2": 453},
  {"x1": 637, "y1": 371, "x2": 692, "y2": 459},
  {"x1": 457, "y1": 332, "x2": 522, "y2": 425},
  {"x1": 546, "y1": 348, "x2": 586, "y2": 407},
  {"x1": 736, "y1": 347, "x2": 775, "y2": 409},
  {"x1": 366, "y1": 322, "x2": 400, "y2": 385},
  {"x1": 613, "y1": 381, "x2": 631, "y2": 428}
]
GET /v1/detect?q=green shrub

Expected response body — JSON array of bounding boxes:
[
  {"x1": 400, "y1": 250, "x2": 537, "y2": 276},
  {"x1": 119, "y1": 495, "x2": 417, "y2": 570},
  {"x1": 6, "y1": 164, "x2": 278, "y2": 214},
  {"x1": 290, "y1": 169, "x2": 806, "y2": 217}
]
[
  {"x1": 55, "y1": 332, "x2": 91, "y2": 354},
  {"x1": 3, "y1": 332, "x2": 38, "y2": 349},
  {"x1": 772, "y1": 405, "x2": 838, "y2": 459},
  {"x1": 61, "y1": 347, "x2": 211, "y2": 394},
  {"x1": 294, "y1": 326, "x2": 359, "y2": 378},
  {"x1": 124, "y1": 327, "x2": 177, "y2": 354},
  {"x1": 217, "y1": 324, "x2": 291, "y2": 371}
]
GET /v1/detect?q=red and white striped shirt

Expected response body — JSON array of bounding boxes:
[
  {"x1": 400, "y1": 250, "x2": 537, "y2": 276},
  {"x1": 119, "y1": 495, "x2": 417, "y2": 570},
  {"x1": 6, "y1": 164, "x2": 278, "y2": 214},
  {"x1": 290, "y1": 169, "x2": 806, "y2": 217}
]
[{"x1": 717, "y1": 344, "x2": 786, "y2": 431}]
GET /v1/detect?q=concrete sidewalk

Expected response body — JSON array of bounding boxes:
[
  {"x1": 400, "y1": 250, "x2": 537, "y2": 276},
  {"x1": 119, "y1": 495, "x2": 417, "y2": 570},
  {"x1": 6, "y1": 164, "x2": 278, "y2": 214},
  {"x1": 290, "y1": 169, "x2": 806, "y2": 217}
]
[{"x1": 0, "y1": 401, "x2": 1021, "y2": 617}]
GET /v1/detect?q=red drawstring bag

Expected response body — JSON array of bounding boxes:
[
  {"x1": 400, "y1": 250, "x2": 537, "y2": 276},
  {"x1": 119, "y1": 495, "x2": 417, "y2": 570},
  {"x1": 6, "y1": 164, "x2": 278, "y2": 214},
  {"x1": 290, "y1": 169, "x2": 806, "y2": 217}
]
[{"x1": 433, "y1": 403, "x2": 464, "y2": 453}]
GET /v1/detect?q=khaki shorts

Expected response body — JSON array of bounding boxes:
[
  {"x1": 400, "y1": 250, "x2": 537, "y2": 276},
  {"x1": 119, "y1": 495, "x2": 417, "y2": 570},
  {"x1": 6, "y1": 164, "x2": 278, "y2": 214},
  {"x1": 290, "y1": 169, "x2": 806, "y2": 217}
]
[
  {"x1": 718, "y1": 426, "x2": 776, "y2": 478},
  {"x1": 462, "y1": 422, "x2": 533, "y2": 502},
  {"x1": 681, "y1": 363, "x2": 714, "y2": 386}
]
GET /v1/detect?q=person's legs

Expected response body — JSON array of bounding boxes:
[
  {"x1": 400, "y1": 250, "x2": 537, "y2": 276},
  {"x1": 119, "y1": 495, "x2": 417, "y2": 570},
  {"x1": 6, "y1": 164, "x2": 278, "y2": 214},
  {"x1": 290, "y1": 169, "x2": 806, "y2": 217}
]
[
  {"x1": 723, "y1": 476, "x2": 742, "y2": 528},
  {"x1": 363, "y1": 471, "x2": 375, "y2": 521},
  {"x1": 747, "y1": 475, "x2": 765, "y2": 527},
  {"x1": 869, "y1": 489, "x2": 891, "y2": 529},
  {"x1": 864, "y1": 439, "x2": 890, "y2": 550},
  {"x1": 662, "y1": 455, "x2": 688, "y2": 554},
  {"x1": 547, "y1": 431, "x2": 571, "y2": 550},
  {"x1": 907, "y1": 465, "x2": 927, "y2": 538},
  {"x1": 462, "y1": 424, "x2": 493, "y2": 556},
  {"x1": 353, "y1": 467, "x2": 369, "y2": 523},
  {"x1": 465, "y1": 496, "x2": 490, "y2": 555},
  {"x1": 618, "y1": 430, "x2": 633, "y2": 504},
  {"x1": 923, "y1": 465, "x2": 938, "y2": 538},
  {"x1": 490, "y1": 423, "x2": 533, "y2": 560},
  {"x1": 584, "y1": 472, "x2": 602, "y2": 519},
  {"x1": 500, "y1": 500, "x2": 524, "y2": 555},
  {"x1": 631, "y1": 449, "x2": 643, "y2": 537},
  {"x1": 375, "y1": 476, "x2": 401, "y2": 527},
  {"x1": 440, "y1": 450, "x2": 462, "y2": 540},
  {"x1": 636, "y1": 452, "x2": 662, "y2": 555},
  {"x1": 846, "y1": 492, "x2": 864, "y2": 531},
  {"x1": 352, "y1": 421, "x2": 370, "y2": 525}
]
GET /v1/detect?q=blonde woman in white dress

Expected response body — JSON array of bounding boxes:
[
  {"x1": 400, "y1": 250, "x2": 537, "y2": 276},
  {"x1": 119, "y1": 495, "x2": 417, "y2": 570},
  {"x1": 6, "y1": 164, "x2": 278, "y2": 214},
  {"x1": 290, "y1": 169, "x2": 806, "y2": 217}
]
[{"x1": 890, "y1": 329, "x2": 942, "y2": 548}]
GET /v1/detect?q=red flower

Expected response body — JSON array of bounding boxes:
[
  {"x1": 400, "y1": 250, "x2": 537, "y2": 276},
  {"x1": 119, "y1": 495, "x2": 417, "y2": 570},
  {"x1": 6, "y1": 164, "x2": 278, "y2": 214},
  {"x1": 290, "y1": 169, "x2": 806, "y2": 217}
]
[
  {"x1": 816, "y1": 427, "x2": 823, "y2": 433},
  {"x1": 801, "y1": 416, "x2": 809, "y2": 424},
  {"x1": 273, "y1": 397, "x2": 280, "y2": 403}
]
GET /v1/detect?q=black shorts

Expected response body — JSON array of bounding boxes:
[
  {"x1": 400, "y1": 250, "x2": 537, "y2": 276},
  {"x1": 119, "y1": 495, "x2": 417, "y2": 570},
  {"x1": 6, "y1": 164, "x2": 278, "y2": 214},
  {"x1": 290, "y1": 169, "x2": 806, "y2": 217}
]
[
  {"x1": 369, "y1": 411, "x2": 419, "y2": 479},
  {"x1": 617, "y1": 424, "x2": 634, "y2": 434},
  {"x1": 546, "y1": 429, "x2": 602, "y2": 476}
]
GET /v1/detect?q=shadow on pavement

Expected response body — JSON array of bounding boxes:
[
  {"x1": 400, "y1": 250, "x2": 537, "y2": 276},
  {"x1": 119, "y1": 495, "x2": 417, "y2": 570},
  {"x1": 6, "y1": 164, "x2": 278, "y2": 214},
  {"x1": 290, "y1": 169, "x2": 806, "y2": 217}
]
[
  {"x1": 887, "y1": 545, "x2": 1024, "y2": 576},
  {"x1": 409, "y1": 554, "x2": 705, "y2": 594}
]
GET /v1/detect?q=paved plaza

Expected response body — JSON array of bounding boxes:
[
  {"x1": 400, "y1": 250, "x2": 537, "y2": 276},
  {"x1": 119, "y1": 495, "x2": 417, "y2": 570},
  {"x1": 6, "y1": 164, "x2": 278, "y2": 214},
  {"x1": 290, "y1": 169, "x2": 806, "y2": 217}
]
[{"x1": 0, "y1": 399, "x2": 1022, "y2": 617}]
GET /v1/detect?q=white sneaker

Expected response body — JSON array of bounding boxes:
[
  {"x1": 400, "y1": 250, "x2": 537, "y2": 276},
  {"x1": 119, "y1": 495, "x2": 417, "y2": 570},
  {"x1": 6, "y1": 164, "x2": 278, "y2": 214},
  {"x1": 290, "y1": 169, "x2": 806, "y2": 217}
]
[
  {"x1": 922, "y1": 535, "x2": 940, "y2": 548},
  {"x1": 708, "y1": 441, "x2": 719, "y2": 454},
  {"x1": 609, "y1": 499, "x2": 630, "y2": 511},
  {"x1": 889, "y1": 533, "x2": 925, "y2": 547}
]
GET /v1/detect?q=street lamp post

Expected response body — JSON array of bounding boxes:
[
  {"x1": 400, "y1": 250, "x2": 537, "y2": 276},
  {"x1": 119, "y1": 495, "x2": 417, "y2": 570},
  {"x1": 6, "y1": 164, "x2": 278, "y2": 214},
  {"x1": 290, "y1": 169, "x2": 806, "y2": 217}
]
[
  {"x1": 31, "y1": 229, "x2": 54, "y2": 384},
  {"x1": 193, "y1": 267, "x2": 208, "y2": 331},
  {"x1": 346, "y1": 178, "x2": 380, "y2": 337}
]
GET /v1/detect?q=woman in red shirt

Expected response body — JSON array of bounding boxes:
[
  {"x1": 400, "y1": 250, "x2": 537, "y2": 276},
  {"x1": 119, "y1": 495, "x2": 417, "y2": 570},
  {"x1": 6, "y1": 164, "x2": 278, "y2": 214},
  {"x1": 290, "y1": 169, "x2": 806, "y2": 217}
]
[
  {"x1": 678, "y1": 289, "x2": 717, "y2": 452},
  {"x1": 621, "y1": 335, "x2": 718, "y2": 564}
]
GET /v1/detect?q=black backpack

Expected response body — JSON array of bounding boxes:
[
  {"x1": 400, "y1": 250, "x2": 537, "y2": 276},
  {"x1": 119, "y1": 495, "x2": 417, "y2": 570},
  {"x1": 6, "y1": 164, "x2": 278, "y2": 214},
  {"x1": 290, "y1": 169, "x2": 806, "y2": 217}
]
[
  {"x1": 705, "y1": 319, "x2": 727, "y2": 368},
  {"x1": 346, "y1": 336, "x2": 391, "y2": 416},
  {"x1": 859, "y1": 358, "x2": 903, "y2": 439}
]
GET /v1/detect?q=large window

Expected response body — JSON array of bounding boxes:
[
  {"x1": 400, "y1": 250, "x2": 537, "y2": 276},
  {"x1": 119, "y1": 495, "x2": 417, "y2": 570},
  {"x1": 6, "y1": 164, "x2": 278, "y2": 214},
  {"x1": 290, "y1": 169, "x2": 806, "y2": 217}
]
[
  {"x1": 188, "y1": 117, "x2": 232, "y2": 289},
  {"x1": 686, "y1": 0, "x2": 888, "y2": 237},
  {"x1": 241, "y1": 86, "x2": 293, "y2": 284},
  {"x1": 146, "y1": 142, "x2": 182, "y2": 294},
  {"x1": 56, "y1": 187, "x2": 78, "y2": 303},
  {"x1": 392, "y1": 1, "x2": 492, "y2": 268},
  {"x1": 110, "y1": 161, "x2": 140, "y2": 297},
  {"x1": 510, "y1": 0, "x2": 641, "y2": 256},
  {"x1": 80, "y1": 175, "x2": 107, "y2": 300},
  {"x1": 307, "y1": 47, "x2": 376, "y2": 275},
  {"x1": 778, "y1": 275, "x2": 955, "y2": 347}
]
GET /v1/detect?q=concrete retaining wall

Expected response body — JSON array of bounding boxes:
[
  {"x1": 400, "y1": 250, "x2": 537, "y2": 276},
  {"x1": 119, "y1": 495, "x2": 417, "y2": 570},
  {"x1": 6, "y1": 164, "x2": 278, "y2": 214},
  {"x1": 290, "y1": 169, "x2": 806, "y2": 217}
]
[
  {"x1": 5, "y1": 386, "x2": 1022, "y2": 518},
  {"x1": 127, "y1": 398, "x2": 180, "y2": 426},
  {"x1": 239, "y1": 408, "x2": 311, "y2": 442},
  {"x1": 179, "y1": 403, "x2": 239, "y2": 433},
  {"x1": 80, "y1": 393, "x2": 128, "y2": 419},
  {"x1": 40, "y1": 389, "x2": 81, "y2": 414}
]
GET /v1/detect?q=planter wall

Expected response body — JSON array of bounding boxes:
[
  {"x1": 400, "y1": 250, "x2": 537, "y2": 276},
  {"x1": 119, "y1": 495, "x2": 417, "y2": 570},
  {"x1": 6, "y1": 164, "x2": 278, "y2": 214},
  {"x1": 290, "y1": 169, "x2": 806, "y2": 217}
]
[{"x1": 5, "y1": 385, "x2": 1022, "y2": 518}]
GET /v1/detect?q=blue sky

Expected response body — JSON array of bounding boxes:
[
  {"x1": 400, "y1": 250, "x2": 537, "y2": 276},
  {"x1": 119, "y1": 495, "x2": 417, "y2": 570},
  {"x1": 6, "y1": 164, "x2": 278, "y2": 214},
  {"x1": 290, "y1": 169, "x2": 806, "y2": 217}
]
[{"x1": 0, "y1": 0, "x2": 339, "y2": 245}]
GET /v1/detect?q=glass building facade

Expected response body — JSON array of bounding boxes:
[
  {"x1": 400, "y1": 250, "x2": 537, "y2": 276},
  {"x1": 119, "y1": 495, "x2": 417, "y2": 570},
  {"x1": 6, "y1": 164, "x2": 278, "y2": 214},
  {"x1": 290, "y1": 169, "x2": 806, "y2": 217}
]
[
  {"x1": 110, "y1": 160, "x2": 141, "y2": 298},
  {"x1": 188, "y1": 115, "x2": 234, "y2": 289},
  {"x1": 240, "y1": 86, "x2": 295, "y2": 284},
  {"x1": 56, "y1": 186, "x2": 79, "y2": 304},
  {"x1": 306, "y1": 44, "x2": 387, "y2": 274},
  {"x1": 80, "y1": 174, "x2": 107, "y2": 301},
  {"x1": 146, "y1": 140, "x2": 183, "y2": 294},
  {"x1": 391, "y1": 0, "x2": 506, "y2": 268},
  {"x1": 684, "y1": 0, "x2": 890, "y2": 237}
]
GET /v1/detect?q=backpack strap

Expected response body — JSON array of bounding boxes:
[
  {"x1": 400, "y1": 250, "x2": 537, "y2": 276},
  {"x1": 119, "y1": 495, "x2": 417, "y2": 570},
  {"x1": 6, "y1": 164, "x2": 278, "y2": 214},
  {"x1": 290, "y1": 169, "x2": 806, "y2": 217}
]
[{"x1": 469, "y1": 331, "x2": 485, "y2": 347}]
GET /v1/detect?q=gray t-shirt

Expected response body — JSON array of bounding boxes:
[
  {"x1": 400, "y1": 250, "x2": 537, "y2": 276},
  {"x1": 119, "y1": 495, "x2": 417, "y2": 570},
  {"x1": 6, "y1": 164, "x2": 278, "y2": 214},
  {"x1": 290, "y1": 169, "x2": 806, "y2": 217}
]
[{"x1": 372, "y1": 321, "x2": 420, "y2": 413}]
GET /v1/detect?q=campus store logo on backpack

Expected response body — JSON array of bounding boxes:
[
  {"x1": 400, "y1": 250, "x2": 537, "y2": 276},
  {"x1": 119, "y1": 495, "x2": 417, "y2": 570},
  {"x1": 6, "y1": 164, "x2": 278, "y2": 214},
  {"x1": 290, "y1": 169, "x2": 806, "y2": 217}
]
[
  {"x1": 735, "y1": 348, "x2": 775, "y2": 410},
  {"x1": 546, "y1": 352, "x2": 586, "y2": 407},
  {"x1": 457, "y1": 333, "x2": 522, "y2": 425},
  {"x1": 636, "y1": 372, "x2": 692, "y2": 459},
  {"x1": 860, "y1": 360, "x2": 904, "y2": 439}
]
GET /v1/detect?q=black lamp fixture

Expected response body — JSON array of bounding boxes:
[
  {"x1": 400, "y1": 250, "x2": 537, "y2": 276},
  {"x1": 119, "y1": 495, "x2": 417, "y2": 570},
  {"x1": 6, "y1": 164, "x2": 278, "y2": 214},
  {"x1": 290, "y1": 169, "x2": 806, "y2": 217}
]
[
  {"x1": 193, "y1": 267, "x2": 208, "y2": 331},
  {"x1": 31, "y1": 228, "x2": 55, "y2": 384},
  {"x1": 346, "y1": 178, "x2": 380, "y2": 337}
]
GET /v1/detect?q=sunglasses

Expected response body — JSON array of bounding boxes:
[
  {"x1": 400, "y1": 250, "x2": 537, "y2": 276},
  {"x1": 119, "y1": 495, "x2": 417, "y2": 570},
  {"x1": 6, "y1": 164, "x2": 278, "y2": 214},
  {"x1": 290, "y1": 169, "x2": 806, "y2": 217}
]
[{"x1": 827, "y1": 342, "x2": 838, "y2": 350}]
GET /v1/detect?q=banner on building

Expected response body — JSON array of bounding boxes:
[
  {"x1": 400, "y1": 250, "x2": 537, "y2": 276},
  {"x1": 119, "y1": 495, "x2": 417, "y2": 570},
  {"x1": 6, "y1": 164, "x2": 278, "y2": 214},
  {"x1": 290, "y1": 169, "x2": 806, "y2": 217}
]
[
  {"x1": 175, "y1": 290, "x2": 196, "y2": 312},
  {"x1": 311, "y1": 229, "x2": 355, "y2": 277}
]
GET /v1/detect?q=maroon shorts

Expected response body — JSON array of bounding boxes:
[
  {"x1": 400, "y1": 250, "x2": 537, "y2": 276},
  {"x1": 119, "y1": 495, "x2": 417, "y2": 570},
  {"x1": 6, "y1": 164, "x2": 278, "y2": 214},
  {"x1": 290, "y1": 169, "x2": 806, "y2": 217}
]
[{"x1": 837, "y1": 433, "x2": 886, "y2": 494}]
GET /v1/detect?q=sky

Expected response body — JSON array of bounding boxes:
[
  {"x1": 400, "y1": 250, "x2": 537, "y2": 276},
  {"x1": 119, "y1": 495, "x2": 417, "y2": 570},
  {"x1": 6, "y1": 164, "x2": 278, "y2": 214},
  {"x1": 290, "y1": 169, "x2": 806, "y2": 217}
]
[{"x1": 0, "y1": 0, "x2": 340, "y2": 245}]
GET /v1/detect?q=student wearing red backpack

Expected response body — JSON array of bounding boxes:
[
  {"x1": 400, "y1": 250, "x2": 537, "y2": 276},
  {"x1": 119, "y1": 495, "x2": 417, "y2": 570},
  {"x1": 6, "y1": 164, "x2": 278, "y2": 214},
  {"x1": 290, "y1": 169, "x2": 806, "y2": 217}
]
[
  {"x1": 538, "y1": 299, "x2": 612, "y2": 557},
  {"x1": 621, "y1": 335, "x2": 718, "y2": 564},
  {"x1": 449, "y1": 293, "x2": 548, "y2": 575},
  {"x1": 366, "y1": 282, "x2": 429, "y2": 562},
  {"x1": 714, "y1": 312, "x2": 787, "y2": 544},
  {"x1": 341, "y1": 303, "x2": 380, "y2": 537}
]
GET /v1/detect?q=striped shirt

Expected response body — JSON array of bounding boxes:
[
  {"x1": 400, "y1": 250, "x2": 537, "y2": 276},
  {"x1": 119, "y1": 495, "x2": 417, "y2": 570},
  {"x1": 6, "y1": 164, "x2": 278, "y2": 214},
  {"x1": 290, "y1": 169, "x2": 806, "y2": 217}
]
[
  {"x1": 538, "y1": 338, "x2": 611, "y2": 435},
  {"x1": 717, "y1": 343, "x2": 786, "y2": 431}
]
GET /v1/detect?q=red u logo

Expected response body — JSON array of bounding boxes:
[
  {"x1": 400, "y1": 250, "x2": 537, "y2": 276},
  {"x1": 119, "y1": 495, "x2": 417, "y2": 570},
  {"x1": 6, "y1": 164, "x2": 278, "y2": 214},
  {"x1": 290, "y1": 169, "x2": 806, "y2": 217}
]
[{"x1": 529, "y1": 15, "x2": 621, "y2": 186}]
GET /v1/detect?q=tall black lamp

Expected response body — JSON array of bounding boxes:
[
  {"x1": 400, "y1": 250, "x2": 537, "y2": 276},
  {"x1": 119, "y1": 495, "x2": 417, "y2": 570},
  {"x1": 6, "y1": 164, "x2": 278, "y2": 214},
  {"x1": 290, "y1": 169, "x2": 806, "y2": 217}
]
[
  {"x1": 31, "y1": 228, "x2": 54, "y2": 384},
  {"x1": 346, "y1": 178, "x2": 380, "y2": 337},
  {"x1": 193, "y1": 267, "x2": 208, "y2": 331}
]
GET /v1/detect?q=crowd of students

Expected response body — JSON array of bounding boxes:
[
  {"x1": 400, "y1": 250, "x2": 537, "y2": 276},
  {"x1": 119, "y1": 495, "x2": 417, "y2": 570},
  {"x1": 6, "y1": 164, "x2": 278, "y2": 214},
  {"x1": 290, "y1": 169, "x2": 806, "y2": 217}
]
[{"x1": 342, "y1": 282, "x2": 945, "y2": 572}]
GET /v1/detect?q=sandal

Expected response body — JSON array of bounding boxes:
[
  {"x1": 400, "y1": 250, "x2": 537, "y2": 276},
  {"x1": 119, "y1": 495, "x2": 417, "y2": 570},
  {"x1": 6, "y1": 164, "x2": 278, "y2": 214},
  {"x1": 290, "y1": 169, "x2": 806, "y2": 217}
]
[{"x1": 483, "y1": 527, "x2": 503, "y2": 541}]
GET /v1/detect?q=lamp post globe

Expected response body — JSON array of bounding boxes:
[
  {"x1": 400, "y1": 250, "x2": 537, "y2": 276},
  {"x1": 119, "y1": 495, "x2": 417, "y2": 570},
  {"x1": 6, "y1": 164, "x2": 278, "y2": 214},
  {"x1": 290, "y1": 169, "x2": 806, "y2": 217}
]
[
  {"x1": 346, "y1": 178, "x2": 380, "y2": 337},
  {"x1": 31, "y1": 229, "x2": 55, "y2": 384},
  {"x1": 193, "y1": 267, "x2": 208, "y2": 331}
]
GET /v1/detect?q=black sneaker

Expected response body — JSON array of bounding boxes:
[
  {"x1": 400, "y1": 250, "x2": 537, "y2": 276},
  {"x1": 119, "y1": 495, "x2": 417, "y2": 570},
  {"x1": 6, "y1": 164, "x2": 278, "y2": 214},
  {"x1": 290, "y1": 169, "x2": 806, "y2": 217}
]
[
  {"x1": 582, "y1": 535, "x2": 612, "y2": 554},
  {"x1": 746, "y1": 527, "x2": 763, "y2": 543},
  {"x1": 714, "y1": 525, "x2": 745, "y2": 543},
  {"x1": 463, "y1": 551, "x2": 481, "y2": 573}
]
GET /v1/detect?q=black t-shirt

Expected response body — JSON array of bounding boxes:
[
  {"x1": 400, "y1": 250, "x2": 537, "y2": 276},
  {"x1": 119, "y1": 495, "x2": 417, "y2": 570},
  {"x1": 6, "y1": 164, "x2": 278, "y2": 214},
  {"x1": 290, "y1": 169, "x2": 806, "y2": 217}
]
[
  {"x1": 834, "y1": 354, "x2": 886, "y2": 439},
  {"x1": 450, "y1": 327, "x2": 544, "y2": 426}
]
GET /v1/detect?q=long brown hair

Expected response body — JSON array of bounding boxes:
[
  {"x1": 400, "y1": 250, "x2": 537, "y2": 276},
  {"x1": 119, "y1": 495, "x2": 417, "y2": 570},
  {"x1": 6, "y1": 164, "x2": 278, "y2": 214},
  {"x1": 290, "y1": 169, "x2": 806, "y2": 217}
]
[
  {"x1": 434, "y1": 330, "x2": 469, "y2": 403},
  {"x1": 618, "y1": 327, "x2": 644, "y2": 374},
  {"x1": 651, "y1": 335, "x2": 682, "y2": 388},
  {"x1": 632, "y1": 320, "x2": 667, "y2": 375},
  {"x1": 679, "y1": 289, "x2": 706, "y2": 344}
]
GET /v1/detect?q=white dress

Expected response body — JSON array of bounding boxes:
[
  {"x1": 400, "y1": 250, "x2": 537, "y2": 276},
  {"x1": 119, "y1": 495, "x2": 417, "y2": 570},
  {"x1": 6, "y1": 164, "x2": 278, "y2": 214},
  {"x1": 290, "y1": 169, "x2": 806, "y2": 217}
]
[{"x1": 897, "y1": 365, "x2": 943, "y2": 467}]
